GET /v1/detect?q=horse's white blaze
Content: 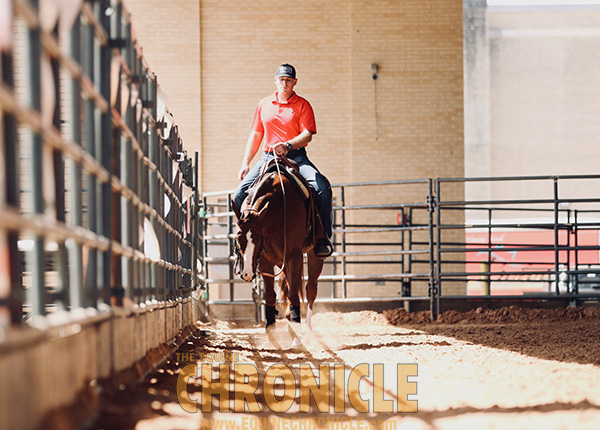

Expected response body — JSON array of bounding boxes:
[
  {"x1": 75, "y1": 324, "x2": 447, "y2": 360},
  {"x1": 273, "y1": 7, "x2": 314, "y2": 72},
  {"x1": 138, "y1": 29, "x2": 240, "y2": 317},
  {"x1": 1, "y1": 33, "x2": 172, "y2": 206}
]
[{"x1": 241, "y1": 230, "x2": 256, "y2": 281}]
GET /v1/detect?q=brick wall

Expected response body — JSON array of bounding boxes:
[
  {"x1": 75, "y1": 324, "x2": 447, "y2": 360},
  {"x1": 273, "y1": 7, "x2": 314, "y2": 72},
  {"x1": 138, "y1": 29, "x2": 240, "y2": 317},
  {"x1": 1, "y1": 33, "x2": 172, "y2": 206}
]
[
  {"x1": 125, "y1": 0, "x2": 466, "y2": 295},
  {"x1": 125, "y1": 0, "x2": 464, "y2": 192},
  {"x1": 125, "y1": 0, "x2": 201, "y2": 159}
]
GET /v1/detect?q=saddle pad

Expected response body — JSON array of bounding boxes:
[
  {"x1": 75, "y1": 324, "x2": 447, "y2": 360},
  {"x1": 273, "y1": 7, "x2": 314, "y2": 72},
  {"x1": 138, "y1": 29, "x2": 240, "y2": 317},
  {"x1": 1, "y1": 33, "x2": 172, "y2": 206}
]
[
  {"x1": 286, "y1": 168, "x2": 311, "y2": 201},
  {"x1": 264, "y1": 163, "x2": 311, "y2": 201}
]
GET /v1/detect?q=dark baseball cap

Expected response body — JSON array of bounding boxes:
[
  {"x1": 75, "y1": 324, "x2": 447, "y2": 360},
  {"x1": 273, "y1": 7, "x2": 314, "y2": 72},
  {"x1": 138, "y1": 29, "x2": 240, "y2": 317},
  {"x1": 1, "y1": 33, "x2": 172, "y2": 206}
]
[{"x1": 275, "y1": 64, "x2": 296, "y2": 79}]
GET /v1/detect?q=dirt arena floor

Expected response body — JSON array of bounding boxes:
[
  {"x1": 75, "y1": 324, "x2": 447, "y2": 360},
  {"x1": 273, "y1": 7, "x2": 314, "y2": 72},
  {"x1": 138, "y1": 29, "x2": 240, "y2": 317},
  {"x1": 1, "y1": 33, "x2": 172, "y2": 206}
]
[{"x1": 90, "y1": 306, "x2": 600, "y2": 430}]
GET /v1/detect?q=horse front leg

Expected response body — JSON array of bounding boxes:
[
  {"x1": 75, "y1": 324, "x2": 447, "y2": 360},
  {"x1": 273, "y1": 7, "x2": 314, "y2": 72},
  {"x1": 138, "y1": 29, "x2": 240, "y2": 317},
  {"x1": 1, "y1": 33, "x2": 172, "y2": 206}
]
[
  {"x1": 260, "y1": 265, "x2": 284, "y2": 348},
  {"x1": 284, "y1": 252, "x2": 304, "y2": 349},
  {"x1": 261, "y1": 266, "x2": 278, "y2": 329},
  {"x1": 284, "y1": 252, "x2": 304, "y2": 323},
  {"x1": 305, "y1": 250, "x2": 324, "y2": 331}
]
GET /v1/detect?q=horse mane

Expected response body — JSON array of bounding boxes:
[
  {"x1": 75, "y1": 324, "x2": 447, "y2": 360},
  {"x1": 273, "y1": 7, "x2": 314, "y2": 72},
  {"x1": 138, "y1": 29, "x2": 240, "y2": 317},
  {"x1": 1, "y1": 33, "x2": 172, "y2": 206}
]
[
  {"x1": 246, "y1": 171, "x2": 282, "y2": 212},
  {"x1": 246, "y1": 157, "x2": 294, "y2": 206}
]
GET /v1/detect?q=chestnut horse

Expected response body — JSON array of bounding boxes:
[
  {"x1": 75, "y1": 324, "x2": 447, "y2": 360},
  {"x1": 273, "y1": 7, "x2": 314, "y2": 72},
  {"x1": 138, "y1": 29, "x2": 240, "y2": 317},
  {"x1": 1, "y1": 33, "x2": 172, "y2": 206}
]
[{"x1": 233, "y1": 158, "x2": 324, "y2": 345}]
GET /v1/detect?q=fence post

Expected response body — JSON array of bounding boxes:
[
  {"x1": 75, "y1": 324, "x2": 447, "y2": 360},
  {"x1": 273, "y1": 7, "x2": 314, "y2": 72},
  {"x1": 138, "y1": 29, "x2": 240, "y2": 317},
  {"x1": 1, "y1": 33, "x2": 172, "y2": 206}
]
[
  {"x1": 191, "y1": 151, "x2": 200, "y2": 293},
  {"x1": 553, "y1": 177, "x2": 560, "y2": 295},
  {"x1": 573, "y1": 209, "x2": 579, "y2": 295},
  {"x1": 429, "y1": 179, "x2": 439, "y2": 321},
  {"x1": 227, "y1": 197, "x2": 235, "y2": 302},
  {"x1": 485, "y1": 208, "x2": 492, "y2": 295},
  {"x1": 1, "y1": 39, "x2": 23, "y2": 326},
  {"x1": 66, "y1": 12, "x2": 85, "y2": 309},
  {"x1": 148, "y1": 77, "x2": 161, "y2": 301},
  {"x1": 25, "y1": 0, "x2": 46, "y2": 317},
  {"x1": 93, "y1": 0, "x2": 113, "y2": 305},
  {"x1": 404, "y1": 208, "x2": 413, "y2": 303},
  {"x1": 49, "y1": 20, "x2": 69, "y2": 311},
  {"x1": 202, "y1": 194, "x2": 209, "y2": 295},
  {"x1": 340, "y1": 185, "x2": 347, "y2": 299},
  {"x1": 115, "y1": 3, "x2": 130, "y2": 305}
]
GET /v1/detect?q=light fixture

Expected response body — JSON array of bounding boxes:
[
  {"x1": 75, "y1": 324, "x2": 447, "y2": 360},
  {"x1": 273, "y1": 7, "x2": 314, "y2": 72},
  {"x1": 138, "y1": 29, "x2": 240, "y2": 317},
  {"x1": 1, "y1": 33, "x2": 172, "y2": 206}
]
[{"x1": 371, "y1": 63, "x2": 379, "y2": 80}]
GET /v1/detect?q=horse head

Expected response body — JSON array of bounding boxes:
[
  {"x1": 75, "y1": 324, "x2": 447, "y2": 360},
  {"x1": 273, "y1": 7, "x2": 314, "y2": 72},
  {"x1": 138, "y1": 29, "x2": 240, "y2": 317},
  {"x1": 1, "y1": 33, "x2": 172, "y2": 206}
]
[{"x1": 233, "y1": 200, "x2": 270, "y2": 282}]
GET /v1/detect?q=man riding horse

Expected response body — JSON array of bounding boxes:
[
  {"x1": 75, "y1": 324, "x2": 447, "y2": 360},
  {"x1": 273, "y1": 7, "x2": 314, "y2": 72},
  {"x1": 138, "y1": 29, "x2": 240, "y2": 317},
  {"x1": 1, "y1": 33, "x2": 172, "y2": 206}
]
[{"x1": 233, "y1": 63, "x2": 333, "y2": 258}]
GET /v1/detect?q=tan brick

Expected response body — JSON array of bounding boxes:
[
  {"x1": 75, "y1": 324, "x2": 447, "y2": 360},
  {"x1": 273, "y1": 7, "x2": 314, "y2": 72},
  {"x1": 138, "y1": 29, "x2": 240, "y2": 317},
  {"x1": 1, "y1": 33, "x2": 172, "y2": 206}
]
[
  {"x1": 126, "y1": 0, "x2": 463, "y2": 192},
  {"x1": 126, "y1": 0, "x2": 465, "y2": 295}
]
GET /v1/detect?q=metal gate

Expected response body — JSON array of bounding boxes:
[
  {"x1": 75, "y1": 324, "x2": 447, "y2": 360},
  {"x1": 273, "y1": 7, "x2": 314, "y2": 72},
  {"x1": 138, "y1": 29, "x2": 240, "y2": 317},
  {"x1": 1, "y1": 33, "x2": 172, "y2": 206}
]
[
  {"x1": 0, "y1": 2, "x2": 201, "y2": 428},
  {"x1": 198, "y1": 176, "x2": 600, "y2": 322}
]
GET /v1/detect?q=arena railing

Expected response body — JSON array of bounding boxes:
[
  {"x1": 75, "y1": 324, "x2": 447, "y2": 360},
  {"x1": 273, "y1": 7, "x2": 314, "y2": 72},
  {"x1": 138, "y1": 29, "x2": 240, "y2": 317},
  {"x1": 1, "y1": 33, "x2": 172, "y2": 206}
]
[
  {"x1": 0, "y1": 2, "x2": 201, "y2": 428},
  {"x1": 433, "y1": 175, "x2": 600, "y2": 317},
  {"x1": 199, "y1": 180, "x2": 438, "y2": 321},
  {"x1": 199, "y1": 176, "x2": 600, "y2": 323}
]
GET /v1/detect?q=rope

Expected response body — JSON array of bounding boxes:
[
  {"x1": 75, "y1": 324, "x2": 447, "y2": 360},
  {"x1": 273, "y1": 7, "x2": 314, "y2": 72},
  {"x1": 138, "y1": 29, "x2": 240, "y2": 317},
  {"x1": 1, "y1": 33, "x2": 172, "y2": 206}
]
[{"x1": 259, "y1": 155, "x2": 287, "y2": 279}]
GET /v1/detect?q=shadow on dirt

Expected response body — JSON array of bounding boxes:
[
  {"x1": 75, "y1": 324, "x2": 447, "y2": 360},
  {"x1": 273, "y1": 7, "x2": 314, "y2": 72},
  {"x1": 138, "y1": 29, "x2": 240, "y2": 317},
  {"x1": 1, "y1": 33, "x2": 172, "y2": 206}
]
[{"x1": 384, "y1": 306, "x2": 600, "y2": 366}]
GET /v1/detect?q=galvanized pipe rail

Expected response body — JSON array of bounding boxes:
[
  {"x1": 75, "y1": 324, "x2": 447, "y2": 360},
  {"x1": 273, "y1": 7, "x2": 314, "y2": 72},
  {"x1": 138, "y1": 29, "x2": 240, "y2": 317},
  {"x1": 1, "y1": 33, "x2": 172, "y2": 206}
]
[
  {"x1": 433, "y1": 175, "x2": 600, "y2": 316},
  {"x1": 1, "y1": 1, "x2": 202, "y2": 427},
  {"x1": 199, "y1": 176, "x2": 600, "y2": 322},
  {"x1": 199, "y1": 180, "x2": 437, "y2": 319},
  {"x1": 1, "y1": 0, "x2": 201, "y2": 323}
]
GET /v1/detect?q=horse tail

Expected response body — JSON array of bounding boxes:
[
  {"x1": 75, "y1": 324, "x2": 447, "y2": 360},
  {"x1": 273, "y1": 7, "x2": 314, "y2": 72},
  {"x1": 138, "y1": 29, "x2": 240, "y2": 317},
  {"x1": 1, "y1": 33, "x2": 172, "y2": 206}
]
[
  {"x1": 278, "y1": 273, "x2": 305, "y2": 302},
  {"x1": 279, "y1": 275, "x2": 289, "y2": 305}
]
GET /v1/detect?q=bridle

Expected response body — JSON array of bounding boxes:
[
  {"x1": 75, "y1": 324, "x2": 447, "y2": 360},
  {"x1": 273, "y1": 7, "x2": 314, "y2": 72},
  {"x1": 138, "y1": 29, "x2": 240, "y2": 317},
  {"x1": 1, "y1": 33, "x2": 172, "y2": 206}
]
[{"x1": 237, "y1": 155, "x2": 288, "y2": 279}]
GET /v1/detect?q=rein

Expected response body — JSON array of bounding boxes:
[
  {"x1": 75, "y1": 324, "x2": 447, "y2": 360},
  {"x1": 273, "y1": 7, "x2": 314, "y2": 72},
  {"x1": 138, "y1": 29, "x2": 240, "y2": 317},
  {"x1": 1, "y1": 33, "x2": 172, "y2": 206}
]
[
  {"x1": 260, "y1": 155, "x2": 287, "y2": 278},
  {"x1": 244, "y1": 154, "x2": 288, "y2": 279}
]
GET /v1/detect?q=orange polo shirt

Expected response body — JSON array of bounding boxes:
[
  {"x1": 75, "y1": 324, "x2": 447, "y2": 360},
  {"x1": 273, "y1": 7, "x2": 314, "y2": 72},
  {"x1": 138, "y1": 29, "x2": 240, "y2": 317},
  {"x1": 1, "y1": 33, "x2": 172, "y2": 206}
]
[{"x1": 251, "y1": 92, "x2": 317, "y2": 152}]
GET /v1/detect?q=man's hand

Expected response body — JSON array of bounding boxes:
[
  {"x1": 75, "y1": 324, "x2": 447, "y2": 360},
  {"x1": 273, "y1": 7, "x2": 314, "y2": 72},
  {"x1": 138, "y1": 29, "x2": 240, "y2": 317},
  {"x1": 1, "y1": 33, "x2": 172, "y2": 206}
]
[
  {"x1": 238, "y1": 164, "x2": 250, "y2": 181},
  {"x1": 238, "y1": 130, "x2": 264, "y2": 181},
  {"x1": 273, "y1": 141, "x2": 290, "y2": 157}
]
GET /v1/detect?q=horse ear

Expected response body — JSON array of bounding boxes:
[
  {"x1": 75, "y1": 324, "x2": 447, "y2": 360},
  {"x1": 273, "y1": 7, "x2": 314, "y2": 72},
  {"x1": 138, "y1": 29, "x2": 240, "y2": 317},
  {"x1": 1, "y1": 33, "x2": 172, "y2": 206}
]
[{"x1": 232, "y1": 199, "x2": 241, "y2": 220}]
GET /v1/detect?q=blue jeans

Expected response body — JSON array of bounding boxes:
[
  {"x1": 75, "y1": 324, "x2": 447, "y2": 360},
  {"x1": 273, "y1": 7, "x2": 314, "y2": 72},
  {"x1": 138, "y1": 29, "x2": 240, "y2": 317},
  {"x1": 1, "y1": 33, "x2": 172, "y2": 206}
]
[{"x1": 233, "y1": 148, "x2": 333, "y2": 238}]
